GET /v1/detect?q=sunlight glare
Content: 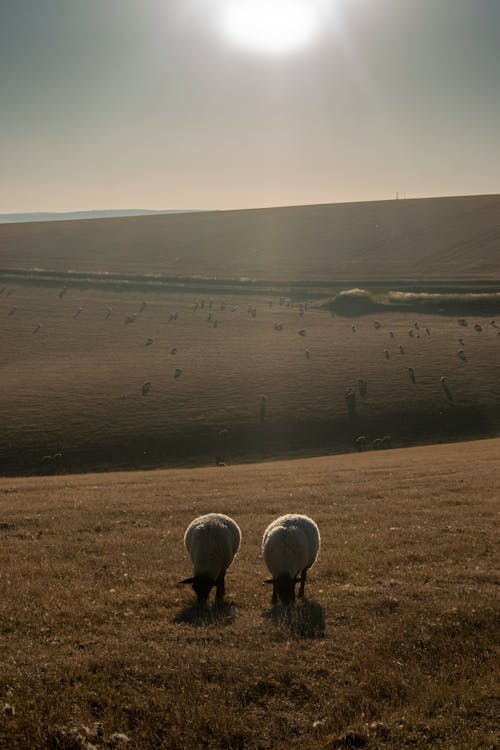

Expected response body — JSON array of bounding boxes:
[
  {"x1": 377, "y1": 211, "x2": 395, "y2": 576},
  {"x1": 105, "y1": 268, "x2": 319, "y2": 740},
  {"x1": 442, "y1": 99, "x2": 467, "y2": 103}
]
[{"x1": 218, "y1": 0, "x2": 322, "y2": 55}]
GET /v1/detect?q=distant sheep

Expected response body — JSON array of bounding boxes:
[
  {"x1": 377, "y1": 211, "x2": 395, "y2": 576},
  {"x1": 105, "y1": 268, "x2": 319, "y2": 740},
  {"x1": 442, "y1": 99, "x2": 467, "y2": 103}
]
[
  {"x1": 145, "y1": 338, "x2": 153, "y2": 346},
  {"x1": 384, "y1": 349, "x2": 390, "y2": 359},
  {"x1": 389, "y1": 331, "x2": 394, "y2": 338},
  {"x1": 373, "y1": 321, "x2": 381, "y2": 329},
  {"x1": 473, "y1": 323, "x2": 482, "y2": 332},
  {"x1": 262, "y1": 514, "x2": 320, "y2": 605},
  {"x1": 74, "y1": 307, "x2": 84, "y2": 319},
  {"x1": 425, "y1": 328, "x2": 431, "y2": 336},
  {"x1": 355, "y1": 435, "x2": 368, "y2": 451},
  {"x1": 180, "y1": 513, "x2": 241, "y2": 603},
  {"x1": 351, "y1": 324, "x2": 357, "y2": 332},
  {"x1": 274, "y1": 322, "x2": 284, "y2": 331},
  {"x1": 174, "y1": 368, "x2": 183, "y2": 380},
  {"x1": 170, "y1": 347, "x2": 177, "y2": 355},
  {"x1": 458, "y1": 318, "x2": 468, "y2": 327},
  {"x1": 399, "y1": 344, "x2": 405, "y2": 354},
  {"x1": 408, "y1": 329, "x2": 414, "y2": 338},
  {"x1": 458, "y1": 349, "x2": 467, "y2": 361},
  {"x1": 104, "y1": 306, "x2": 112, "y2": 319},
  {"x1": 298, "y1": 329, "x2": 306, "y2": 336},
  {"x1": 125, "y1": 313, "x2": 136, "y2": 324},
  {"x1": 139, "y1": 302, "x2": 147, "y2": 313},
  {"x1": 142, "y1": 381, "x2": 152, "y2": 395},
  {"x1": 408, "y1": 367, "x2": 416, "y2": 383}
]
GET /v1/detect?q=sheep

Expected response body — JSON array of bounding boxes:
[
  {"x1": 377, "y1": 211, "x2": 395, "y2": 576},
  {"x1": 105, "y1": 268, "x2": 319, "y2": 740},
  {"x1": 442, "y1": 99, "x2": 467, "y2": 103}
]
[
  {"x1": 274, "y1": 322, "x2": 284, "y2": 331},
  {"x1": 170, "y1": 347, "x2": 177, "y2": 355},
  {"x1": 408, "y1": 367, "x2": 416, "y2": 383},
  {"x1": 141, "y1": 381, "x2": 152, "y2": 396},
  {"x1": 458, "y1": 349, "x2": 467, "y2": 361},
  {"x1": 298, "y1": 328, "x2": 306, "y2": 336},
  {"x1": 125, "y1": 313, "x2": 136, "y2": 324},
  {"x1": 473, "y1": 323, "x2": 482, "y2": 332},
  {"x1": 104, "y1": 306, "x2": 112, "y2": 319},
  {"x1": 145, "y1": 338, "x2": 153, "y2": 346},
  {"x1": 384, "y1": 349, "x2": 390, "y2": 359},
  {"x1": 458, "y1": 318, "x2": 468, "y2": 327},
  {"x1": 399, "y1": 344, "x2": 405, "y2": 354},
  {"x1": 355, "y1": 435, "x2": 368, "y2": 451},
  {"x1": 373, "y1": 320, "x2": 381, "y2": 329},
  {"x1": 262, "y1": 514, "x2": 320, "y2": 605},
  {"x1": 408, "y1": 328, "x2": 414, "y2": 338},
  {"x1": 174, "y1": 368, "x2": 183, "y2": 380},
  {"x1": 180, "y1": 513, "x2": 241, "y2": 603},
  {"x1": 425, "y1": 328, "x2": 431, "y2": 336},
  {"x1": 139, "y1": 302, "x2": 147, "y2": 313},
  {"x1": 351, "y1": 324, "x2": 356, "y2": 332}
]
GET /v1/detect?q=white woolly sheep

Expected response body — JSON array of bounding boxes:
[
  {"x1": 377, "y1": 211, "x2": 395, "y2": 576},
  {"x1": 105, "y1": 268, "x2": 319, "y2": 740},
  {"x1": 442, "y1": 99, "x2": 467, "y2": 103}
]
[
  {"x1": 262, "y1": 514, "x2": 320, "y2": 605},
  {"x1": 180, "y1": 513, "x2": 241, "y2": 603}
]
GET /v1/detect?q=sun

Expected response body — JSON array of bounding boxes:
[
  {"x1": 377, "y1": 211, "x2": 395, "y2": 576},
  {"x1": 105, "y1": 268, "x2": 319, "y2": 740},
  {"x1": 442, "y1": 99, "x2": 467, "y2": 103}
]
[{"x1": 218, "y1": 0, "x2": 322, "y2": 55}]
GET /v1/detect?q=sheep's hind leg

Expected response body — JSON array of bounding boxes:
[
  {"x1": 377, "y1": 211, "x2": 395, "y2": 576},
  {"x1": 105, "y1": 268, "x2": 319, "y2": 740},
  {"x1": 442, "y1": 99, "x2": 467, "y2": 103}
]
[
  {"x1": 215, "y1": 572, "x2": 226, "y2": 601},
  {"x1": 298, "y1": 569, "x2": 307, "y2": 599}
]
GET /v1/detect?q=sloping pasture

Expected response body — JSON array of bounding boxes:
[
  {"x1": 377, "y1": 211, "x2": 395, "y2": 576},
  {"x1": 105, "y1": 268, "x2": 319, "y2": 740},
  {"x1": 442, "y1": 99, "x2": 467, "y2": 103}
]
[
  {"x1": 1, "y1": 283, "x2": 500, "y2": 473},
  {"x1": 0, "y1": 440, "x2": 498, "y2": 748}
]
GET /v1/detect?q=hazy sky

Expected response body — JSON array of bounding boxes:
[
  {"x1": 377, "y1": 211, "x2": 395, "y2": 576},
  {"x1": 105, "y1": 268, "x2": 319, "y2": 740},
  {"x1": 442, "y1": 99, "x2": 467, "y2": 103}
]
[{"x1": 1, "y1": 0, "x2": 499, "y2": 212}]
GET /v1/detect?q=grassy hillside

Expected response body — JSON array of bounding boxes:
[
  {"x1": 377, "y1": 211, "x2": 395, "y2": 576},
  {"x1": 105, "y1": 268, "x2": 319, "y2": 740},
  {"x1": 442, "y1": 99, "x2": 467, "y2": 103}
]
[
  {"x1": 1, "y1": 283, "x2": 500, "y2": 475},
  {"x1": 0, "y1": 441, "x2": 498, "y2": 749},
  {"x1": 1, "y1": 194, "x2": 500, "y2": 282}
]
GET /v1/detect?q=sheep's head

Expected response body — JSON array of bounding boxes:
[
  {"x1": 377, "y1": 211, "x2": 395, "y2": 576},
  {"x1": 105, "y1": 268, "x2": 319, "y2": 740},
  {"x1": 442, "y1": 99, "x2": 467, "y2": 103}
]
[
  {"x1": 265, "y1": 573, "x2": 299, "y2": 605},
  {"x1": 179, "y1": 574, "x2": 214, "y2": 604}
]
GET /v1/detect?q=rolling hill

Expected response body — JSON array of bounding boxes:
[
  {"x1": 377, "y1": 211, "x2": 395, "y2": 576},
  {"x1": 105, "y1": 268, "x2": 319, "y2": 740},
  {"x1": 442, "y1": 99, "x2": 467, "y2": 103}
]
[{"x1": 1, "y1": 194, "x2": 500, "y2": 282}]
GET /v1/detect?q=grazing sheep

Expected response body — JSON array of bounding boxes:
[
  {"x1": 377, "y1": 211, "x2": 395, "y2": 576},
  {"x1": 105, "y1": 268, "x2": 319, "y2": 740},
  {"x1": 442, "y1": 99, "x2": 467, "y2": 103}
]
[
  {"x1": 170, "y1": 347, "x2": 177, "y2": 355},
  {"x1": 355, "y1": 435, "x2": 368, "y2": 451},
  {"x1": 389, "y1": 330, "x2": 394, "y2": 338},
  {"x1": 384, "y1": 349, "x2": 390, "y2": 359},
  {"x1": 473, "y1": 323, "x2": 482, "y2": 332},
  {"x1": 274, "y1": 322, "x2": 284, "y2": 331},
  {"x1": 180, "y1": 513, "x2": 241, "y2": 603},
  {"x1": 298, "y1": 328, "x2": 306, "y2": 336},
  {"x1": 373, "y1": 320, "x2": 381, "y2": 329},
  {"x1": 141, "y1": 381, "x2": 152, "y2": 396},
  {"x1": 425, "y1": 328, "x2": 431, "y2": 336},
  {"x1": 414, "y1": 322, "x2": 420, "y2": 330},
  {"x1": 408, "y1": 367, "x2": 416, "y2": 383},
  {"x1": 490, "y1": 320, "x2": 497, "y2": 328},
  {"x1": 399, "y1": 344, "x2": 405, "y2": 354},
  {"x1": 458, "y1": 318, "x2": 467, "y2": 327},
  {"x1": 125, "y1": 313, "x2": 136, "y2": 324},
  {"x1": 358, "y1": 378, "x2": 368, "y2": 397},
  {"x1": 145, "y1": 338, "x2": 153, "y2": 346},
  {"x1": 262, "y1": 514, "x2": 320, "y2": 605},
  {"x1": 458, "y1": 337, "x2": 465, "y2": 346},
  {"x1": 458, "y1": 349, "x2": 467, "y2": 361},
  {"x1": 408, "y1": 328, "x2": 414, "y2": 338},
  {"x1": 174, "y1": 368, "x2": 183, "y2": 380},
  {"x1": 351, "y1": 324, "x2": 357, "y2": 332}
]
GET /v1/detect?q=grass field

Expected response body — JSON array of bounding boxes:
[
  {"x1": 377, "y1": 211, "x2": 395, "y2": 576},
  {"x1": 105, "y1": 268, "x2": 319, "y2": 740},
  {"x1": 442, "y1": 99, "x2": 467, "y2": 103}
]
[
  {"x1": 2, "y1": 194, "x2": 500, "y2": 282},
  {"x1": 0, "y1": 440, "x2": 498, "y2": 749},
  {"x1": 1, "y1": 281, "x2": 500, "y2": 474}
]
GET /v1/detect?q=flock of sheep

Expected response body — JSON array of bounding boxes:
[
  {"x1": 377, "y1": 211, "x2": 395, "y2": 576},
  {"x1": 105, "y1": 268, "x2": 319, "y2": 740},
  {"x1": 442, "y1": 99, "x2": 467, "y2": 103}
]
[{"x1": 181, "y1": 512, "x2": 320, "y2": 606}]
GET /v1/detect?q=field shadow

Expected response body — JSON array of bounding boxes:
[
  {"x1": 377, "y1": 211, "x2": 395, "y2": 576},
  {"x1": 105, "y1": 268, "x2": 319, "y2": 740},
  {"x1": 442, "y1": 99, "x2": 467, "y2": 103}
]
[
  {"x1": 173, "y1": 601, "x2": 235, "y2": 627},
  {"x1": 264, "y1": 600, "x2": 325, "y2": 639}
]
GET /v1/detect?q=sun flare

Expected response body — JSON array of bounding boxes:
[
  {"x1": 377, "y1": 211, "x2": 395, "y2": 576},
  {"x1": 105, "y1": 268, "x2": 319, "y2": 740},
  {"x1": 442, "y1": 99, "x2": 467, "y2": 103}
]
[{"x1": 218, "y1": 0, "x2": 322, "y2": 55}]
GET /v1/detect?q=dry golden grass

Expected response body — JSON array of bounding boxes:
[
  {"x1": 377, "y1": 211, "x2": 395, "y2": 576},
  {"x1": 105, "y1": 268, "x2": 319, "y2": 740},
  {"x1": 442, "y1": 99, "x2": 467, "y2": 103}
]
[
  {"x1": 0, "y1": 440, "x2": 498, "y2": 749},
  {"x1": 1, "y1": 194, "x2": 500, "y2": 281},
  {"x1": 1, "y1": 283, "x2": 500, "y2": 474}
]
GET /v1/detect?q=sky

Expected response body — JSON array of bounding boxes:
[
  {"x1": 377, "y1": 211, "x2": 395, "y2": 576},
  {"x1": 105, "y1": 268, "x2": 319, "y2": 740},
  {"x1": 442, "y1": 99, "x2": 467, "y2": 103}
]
[{"x1": 1, "y1": 0, "x2": 499, "y2": 212}]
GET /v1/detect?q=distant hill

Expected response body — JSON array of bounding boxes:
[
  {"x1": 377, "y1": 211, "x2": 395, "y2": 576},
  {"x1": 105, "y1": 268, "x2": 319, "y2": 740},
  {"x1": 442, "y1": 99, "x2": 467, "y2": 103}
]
[
  {"x1": 0, "y1": 209, "x2": 198, "y2": 224},
  {"x1": 1, "y1": 194, "x2": 500, "y2": 281}
]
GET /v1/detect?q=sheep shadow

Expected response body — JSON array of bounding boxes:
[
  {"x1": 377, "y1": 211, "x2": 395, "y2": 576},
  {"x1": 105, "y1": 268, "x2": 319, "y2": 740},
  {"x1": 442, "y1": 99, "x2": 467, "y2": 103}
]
[
  {"x1": 264, "y1": 600, "x2": 325, "y2": 639},
  {"x1": 173, "y1": 601, "x2": 235, "y2": 627}
]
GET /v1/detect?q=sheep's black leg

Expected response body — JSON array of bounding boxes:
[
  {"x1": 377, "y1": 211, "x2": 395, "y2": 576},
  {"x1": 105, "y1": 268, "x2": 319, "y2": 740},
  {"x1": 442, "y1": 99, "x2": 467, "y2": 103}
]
[
  {"x1": 298, "y1": 569, "x2": 307, "y2": 599},
  {"x1": 272, "y1": 581, "x2": 278, "y2": 605},
  {"x1": 215, "y1": 572, "x2": 226, "y2": 601}
]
